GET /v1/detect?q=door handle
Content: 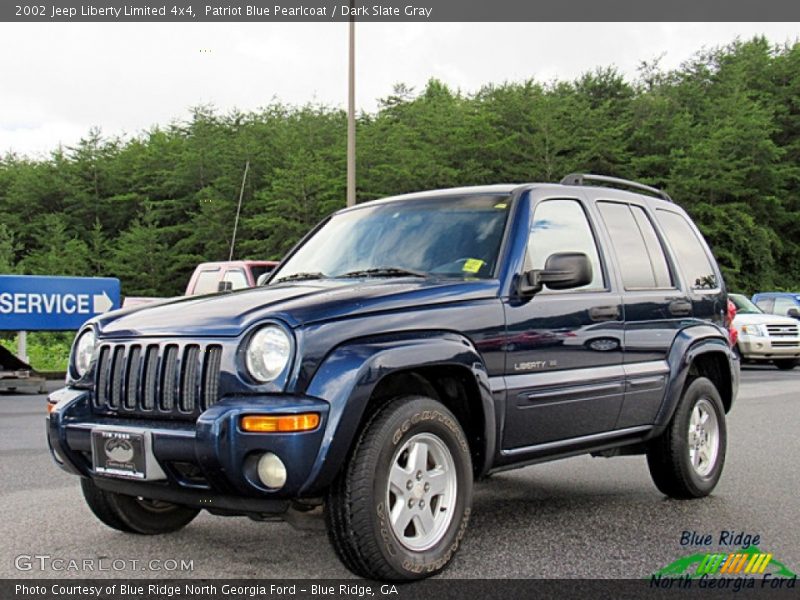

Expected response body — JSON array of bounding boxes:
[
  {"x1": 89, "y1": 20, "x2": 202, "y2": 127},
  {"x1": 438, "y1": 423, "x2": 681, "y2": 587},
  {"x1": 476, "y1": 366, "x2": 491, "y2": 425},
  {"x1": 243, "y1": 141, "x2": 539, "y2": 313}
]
[
  {"x1": 589, "y1": 305, "x2": 620, "y2": 321},
  {"x1": 669, "y1": 299, "x2": 692, "y2": 316}
]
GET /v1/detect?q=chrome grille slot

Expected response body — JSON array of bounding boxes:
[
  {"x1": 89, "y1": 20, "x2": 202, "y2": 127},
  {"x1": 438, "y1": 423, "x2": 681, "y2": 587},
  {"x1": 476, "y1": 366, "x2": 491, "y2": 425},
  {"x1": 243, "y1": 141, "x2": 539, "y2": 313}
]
[
  {"x1": 94, "y1": 346, "x2": 110, "y2": 408},
  {"x1": 202, "y1": 346, "x2": 222, "y2": 409},
  {"x1": 160, "y1": 345, "x2": 178, "y2": 411},
  {"x1": 124, "y1": 346, "x2": 141, "y2": 410},
  {"x1": 92, "y1": 341, "x2": 222, "y2": 420},
  {"x1": 181, "y1": 346, "x2": 200, "y2": 413},
  {"x1": 142, "y1": 346, "x2": 158, "y2": 411},
  {"x1": 109, "y1": 346, "x2": 125, "y2": 410}
]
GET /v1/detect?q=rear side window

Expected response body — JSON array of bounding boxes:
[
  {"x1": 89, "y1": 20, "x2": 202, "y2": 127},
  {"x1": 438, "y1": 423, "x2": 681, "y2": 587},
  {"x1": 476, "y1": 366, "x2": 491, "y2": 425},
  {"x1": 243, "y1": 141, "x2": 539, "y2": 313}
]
[
  {"x1": 192, "y1": 269, "x2": 221, "y2": 295},
  {"x1": 774, "y1": 297, "x2": 798, "y2": 316},
  {"x1": 598, "y1": 202, "x2": 673, "y2": 290},
  {"x1": 655, "y1": 210, "x2": 718, "y2": 290}
]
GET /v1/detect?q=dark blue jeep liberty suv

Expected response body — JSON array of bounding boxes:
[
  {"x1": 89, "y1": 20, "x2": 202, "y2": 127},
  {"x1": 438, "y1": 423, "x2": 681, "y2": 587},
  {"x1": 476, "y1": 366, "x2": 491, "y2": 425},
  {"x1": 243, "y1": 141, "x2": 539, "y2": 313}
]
[{"x1": 48, "y1": 174, "x2": 739, "y2": 580}]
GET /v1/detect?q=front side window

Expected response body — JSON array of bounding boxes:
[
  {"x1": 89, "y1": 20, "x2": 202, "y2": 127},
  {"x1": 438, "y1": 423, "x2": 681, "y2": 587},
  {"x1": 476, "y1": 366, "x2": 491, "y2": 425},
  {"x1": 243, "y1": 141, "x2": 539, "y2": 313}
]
[
  {"x1": 655, "y1": 210, "x2": 718, "y2": 290},
  {"x1": 755, "y1": 297, "x2": 775, "y2": 313},
  {"x1": 271, "y1": 195, "x2": 512, "y2": 282},
  {"x1": 526, "y1": 199, "x2": 604, "y2": 290},
  {"x1": 598, "y1": 202, "x2": 673, "y2": 290},
  {"x1": 223, "y1": 269, "x2": 249, "y2": 290}
]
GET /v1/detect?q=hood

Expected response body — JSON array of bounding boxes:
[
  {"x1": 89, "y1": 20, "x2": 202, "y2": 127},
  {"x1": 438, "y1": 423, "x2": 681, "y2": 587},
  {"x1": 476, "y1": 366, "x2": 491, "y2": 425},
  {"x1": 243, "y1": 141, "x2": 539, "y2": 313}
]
[
  {"x1": 94, "y1": 278, "x2": 498, "y2": 338},
  {"x1": 733, "y1": 313, "x2": 799, "y2": 327}
]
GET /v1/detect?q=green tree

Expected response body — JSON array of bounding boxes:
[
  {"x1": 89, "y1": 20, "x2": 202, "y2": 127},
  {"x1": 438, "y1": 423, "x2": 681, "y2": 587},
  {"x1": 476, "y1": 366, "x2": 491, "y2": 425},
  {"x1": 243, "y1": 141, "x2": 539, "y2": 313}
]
[
  {"x1": 106, "y1": 208, "x2": 174, "y2": 296},
  {"x1": 0, "y1": 223, "x2": 17, "y2": 273}
]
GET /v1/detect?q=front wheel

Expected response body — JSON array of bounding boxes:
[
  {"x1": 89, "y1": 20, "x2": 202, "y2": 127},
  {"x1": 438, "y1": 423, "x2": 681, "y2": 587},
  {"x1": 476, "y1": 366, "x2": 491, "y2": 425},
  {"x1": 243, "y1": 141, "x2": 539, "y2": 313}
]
[
  {"x1": 325, "y1": 396, "x2": 473, "y2": 581},
  {"x1": 81, "y1": 478, "x2": 199, "y2": 534},
  {"x1": 774, "y1": 358, "x2": 799, "y2": 370},
  {"x1": 646, "y1": 377, "x2": 727, "y2": 499}
]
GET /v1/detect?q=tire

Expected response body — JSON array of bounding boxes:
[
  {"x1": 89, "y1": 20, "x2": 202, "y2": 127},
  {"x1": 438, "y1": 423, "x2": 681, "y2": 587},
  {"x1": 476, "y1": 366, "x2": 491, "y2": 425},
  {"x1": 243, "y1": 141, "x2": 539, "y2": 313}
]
[
  {"x1": 325, "y1": 396, "x2": 473, "y2": 581},
  {"x1": 80, "y1": 478, "x2": 199, "y2": 534},
  {"x1": 774, "y1": 359, "x2": 799, "y2": 370},
  {"x1": 646, "y1": 377, "x2": 727, "y2": 499}
]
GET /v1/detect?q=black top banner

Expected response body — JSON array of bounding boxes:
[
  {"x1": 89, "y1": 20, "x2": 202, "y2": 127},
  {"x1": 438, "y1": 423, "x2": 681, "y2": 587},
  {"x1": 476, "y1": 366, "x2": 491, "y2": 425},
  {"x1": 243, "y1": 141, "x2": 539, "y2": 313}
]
[{"x1": 4, "y1": 0, "x2": 800, "y2": 22}]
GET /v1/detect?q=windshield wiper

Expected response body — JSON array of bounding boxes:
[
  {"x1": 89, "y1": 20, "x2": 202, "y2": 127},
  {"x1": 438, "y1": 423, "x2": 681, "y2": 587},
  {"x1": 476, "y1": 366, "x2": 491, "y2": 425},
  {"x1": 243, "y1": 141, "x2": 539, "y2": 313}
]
[
  {"x1": 339, "y1": 267, "x2": 430, "y2": 279},
  {"x1": 274, "y1": 272, "x2": 327, "y2": 283}
]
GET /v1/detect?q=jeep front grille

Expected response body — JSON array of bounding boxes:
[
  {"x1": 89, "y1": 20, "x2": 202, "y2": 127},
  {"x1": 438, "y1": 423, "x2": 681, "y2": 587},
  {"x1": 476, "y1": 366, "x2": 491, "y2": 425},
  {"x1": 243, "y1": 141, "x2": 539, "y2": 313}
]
[{"x1": 94, "y1": 342, "x2": 222, "y2": 419}]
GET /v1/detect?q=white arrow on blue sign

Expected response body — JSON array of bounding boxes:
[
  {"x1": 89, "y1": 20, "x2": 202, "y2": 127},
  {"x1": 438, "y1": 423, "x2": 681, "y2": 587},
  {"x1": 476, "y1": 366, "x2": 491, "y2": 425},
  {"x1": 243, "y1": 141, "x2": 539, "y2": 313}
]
[{"x1": 0, "y1": 275, "x2": 121, "y2": 331}]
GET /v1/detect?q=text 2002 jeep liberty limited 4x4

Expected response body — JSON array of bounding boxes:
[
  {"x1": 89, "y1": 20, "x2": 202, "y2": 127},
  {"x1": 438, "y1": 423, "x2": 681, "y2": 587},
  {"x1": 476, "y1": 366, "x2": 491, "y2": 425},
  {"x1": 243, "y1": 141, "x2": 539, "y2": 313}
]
[{"x1": 48, "y1": 174, "x2": 738, "y2": 580}]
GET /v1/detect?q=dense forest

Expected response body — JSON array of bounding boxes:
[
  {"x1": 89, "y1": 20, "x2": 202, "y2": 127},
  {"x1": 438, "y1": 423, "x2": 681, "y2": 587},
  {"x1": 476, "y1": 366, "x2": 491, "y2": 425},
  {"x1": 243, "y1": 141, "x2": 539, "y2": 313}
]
[{"x1": 1, "y1": 37, "x2": 799, "y2": 299}]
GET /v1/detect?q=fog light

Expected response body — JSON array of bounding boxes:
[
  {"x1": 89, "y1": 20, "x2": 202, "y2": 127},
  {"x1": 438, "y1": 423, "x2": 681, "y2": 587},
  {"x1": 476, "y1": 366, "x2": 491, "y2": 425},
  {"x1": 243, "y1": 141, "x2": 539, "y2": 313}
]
[{"x1": 257, "y1": 453, "x2": 287, "y2": 489}]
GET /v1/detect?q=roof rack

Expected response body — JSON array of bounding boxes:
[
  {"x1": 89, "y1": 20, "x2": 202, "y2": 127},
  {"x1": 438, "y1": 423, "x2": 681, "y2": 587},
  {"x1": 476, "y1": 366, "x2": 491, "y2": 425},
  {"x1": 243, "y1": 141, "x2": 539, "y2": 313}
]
[{"x1": 559, "y1": 173, "x2": 673, "y2": 202}]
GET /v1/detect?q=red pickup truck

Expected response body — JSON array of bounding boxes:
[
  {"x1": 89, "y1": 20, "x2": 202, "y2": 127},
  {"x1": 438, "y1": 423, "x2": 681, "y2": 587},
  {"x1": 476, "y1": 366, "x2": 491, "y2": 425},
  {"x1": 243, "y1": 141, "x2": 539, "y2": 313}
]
[
  {"x1": 122, "y1": 261, "x2": 279, "y2": 309},
  {"x1": 184, "y1": 261, "x2": 279, "y2": 295}
]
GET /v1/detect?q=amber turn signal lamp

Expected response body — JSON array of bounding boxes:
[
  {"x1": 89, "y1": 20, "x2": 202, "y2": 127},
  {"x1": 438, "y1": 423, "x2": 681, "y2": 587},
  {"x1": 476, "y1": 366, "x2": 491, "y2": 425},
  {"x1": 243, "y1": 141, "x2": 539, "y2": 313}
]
[
  {"x1": 241, "y1": 413, "x2": 320, "y2": 433},
  {"x1": 47, "y1": 401, "x2": 57, "y2": 414}
]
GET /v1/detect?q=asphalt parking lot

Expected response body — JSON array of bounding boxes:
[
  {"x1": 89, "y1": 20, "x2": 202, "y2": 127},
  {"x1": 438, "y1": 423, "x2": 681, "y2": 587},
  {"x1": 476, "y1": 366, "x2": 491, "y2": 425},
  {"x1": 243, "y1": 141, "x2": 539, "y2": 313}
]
[{"x1": 1, "y1": 365, "x2": 798, "y2": 579}]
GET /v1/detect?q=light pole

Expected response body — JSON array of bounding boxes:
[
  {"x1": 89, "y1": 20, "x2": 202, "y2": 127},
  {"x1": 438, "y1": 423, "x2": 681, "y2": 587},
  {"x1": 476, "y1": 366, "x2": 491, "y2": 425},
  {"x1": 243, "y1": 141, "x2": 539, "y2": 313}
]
[{"x1": 346, "y1": 4, "x2": 356, "y2": 207}]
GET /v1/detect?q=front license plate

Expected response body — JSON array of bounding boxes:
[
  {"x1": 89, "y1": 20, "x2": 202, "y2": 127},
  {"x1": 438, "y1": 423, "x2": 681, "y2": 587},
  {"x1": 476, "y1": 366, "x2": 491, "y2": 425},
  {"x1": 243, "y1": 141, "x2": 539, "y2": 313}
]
[{"x1": 91, "y1": 429, "x2": 147, "y2": 479}]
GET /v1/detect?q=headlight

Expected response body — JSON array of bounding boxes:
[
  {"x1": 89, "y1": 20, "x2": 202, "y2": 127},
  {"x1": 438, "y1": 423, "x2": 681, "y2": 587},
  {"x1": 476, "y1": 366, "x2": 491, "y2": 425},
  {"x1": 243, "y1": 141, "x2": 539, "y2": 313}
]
[
  {"x1": 73, "y1": 329, "x2": 96, "y2": 377},
  {"x1": 740, "y1": 324, "x2": 767, "y2": 337},
  {"x1": 245, "y1": 326, "x2": 292, "y2": 383}
]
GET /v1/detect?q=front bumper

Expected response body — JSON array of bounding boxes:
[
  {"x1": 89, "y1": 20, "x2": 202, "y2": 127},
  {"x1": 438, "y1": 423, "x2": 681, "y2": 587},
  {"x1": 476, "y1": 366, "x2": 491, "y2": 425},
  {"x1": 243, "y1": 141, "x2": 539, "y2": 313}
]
[
  {"x1": 47, "y1": 387, "x2": 329, "y2": 514},
  {"x1": 738, "y1": 335, "x2": 800, "y2": 360}
]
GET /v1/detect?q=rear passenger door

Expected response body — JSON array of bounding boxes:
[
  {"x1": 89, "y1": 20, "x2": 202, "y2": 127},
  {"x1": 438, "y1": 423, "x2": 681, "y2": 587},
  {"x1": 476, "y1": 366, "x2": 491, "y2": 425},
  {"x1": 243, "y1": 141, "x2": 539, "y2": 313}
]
[{"x1": 595, "y1": 200, "x2": 682, "y2": 428}]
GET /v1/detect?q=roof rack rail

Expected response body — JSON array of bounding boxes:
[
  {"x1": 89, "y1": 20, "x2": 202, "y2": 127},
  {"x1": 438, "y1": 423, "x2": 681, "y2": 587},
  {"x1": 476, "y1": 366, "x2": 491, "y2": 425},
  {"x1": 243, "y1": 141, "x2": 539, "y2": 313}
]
[{"x1": 559, "y1": 173, "x2": 672, "y2": 202}]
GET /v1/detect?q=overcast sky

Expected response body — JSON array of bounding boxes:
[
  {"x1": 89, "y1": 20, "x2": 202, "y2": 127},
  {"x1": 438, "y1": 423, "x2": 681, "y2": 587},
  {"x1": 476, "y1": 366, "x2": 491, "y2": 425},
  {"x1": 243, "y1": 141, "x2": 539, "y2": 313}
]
[{"x1": 1, "y1": 22, "x2": 798, "y2": 157}]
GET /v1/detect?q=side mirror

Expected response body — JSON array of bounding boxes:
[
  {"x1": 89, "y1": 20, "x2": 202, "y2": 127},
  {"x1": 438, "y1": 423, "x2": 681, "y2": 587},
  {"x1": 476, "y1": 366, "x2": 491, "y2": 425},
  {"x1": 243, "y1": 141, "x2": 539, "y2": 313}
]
[
  {"x1": 788, "y1": 307, "x2": 800, "y2": 320},
  {"x1": 519, "y1": 252, "x2": 593, "y2": 297},
  {"x1": 256, "y1": 273, "x2": 270, "y2": 286},
  {"x1": 217, "y1": 281, "x2": 233, "y2": 292}
]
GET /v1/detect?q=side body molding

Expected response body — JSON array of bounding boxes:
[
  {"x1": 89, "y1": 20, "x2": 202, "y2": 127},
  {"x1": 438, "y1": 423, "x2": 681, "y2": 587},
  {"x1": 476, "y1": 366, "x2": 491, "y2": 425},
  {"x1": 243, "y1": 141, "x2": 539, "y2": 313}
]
[{"x1": 299, "y1": 333, "x2": 496, "y2": 495}]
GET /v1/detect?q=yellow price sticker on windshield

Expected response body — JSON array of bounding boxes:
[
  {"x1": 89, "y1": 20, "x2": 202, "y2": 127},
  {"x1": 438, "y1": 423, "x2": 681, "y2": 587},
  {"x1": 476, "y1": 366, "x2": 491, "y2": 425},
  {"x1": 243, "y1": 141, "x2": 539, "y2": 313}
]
[
  {"x1": 494, "y1": 202, "x2": 507, "y2": 209},
  {"x1": 463, "y1": 259, "x2": 485, "y2": 273}
]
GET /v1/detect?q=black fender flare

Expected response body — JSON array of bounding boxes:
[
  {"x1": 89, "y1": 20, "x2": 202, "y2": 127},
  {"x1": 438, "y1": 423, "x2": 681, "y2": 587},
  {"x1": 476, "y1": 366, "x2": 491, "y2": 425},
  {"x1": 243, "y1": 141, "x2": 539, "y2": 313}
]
[
  {"x1": 654, "y1": 324, "x2": 738, "y2": 431},
  {"x1": 298, "y1": 332, "x2": 495, "y2": 495}
]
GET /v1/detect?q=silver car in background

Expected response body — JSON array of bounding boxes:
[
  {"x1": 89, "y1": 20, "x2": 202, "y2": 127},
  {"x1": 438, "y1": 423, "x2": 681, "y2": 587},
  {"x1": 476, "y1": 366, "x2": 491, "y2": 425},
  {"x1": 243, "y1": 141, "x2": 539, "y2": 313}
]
[{"x1": 730, "y1": 293, "x2": 800, "y2": 370}]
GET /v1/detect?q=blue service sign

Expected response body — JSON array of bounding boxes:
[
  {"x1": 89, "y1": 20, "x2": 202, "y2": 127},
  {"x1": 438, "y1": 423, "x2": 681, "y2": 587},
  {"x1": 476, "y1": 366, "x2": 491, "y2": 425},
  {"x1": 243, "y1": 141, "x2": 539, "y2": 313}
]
[{"x1": 0, "y1": 275, "x2": 121, "y2": 331}]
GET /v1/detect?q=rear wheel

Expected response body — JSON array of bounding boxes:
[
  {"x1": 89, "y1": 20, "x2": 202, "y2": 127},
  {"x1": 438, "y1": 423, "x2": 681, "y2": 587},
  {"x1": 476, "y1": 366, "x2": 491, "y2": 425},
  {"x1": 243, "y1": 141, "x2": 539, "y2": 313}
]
[
  {"x1": 325, "y1": 396, "x2": 473, "y2": 581},
  {"x1": 646, "y1": 377, "x2": 727, "y2": 499},
  {"x1": 774, "y1": 359, "x2": 799, "y2": 370},
  {"x1": 81, "y1": 478, "x2": 199, "y2": 534}
]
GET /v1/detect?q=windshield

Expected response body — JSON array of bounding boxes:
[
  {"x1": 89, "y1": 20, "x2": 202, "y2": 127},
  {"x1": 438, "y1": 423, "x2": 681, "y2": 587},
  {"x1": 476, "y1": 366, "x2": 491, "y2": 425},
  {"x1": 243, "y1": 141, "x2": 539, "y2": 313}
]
[
  {"x1": 730, "y1": 293, "x2": 762, "y2": 314},
  {"x1": 270, "y1": 195, "x2": 512, "y2": 282}
]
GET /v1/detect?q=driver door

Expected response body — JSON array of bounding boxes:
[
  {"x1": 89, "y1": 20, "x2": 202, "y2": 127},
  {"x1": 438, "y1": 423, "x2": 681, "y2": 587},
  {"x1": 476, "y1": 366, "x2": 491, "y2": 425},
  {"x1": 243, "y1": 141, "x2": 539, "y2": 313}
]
[{"x1": 502, "y1": 196, "x2": 624, "y2": 450}]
